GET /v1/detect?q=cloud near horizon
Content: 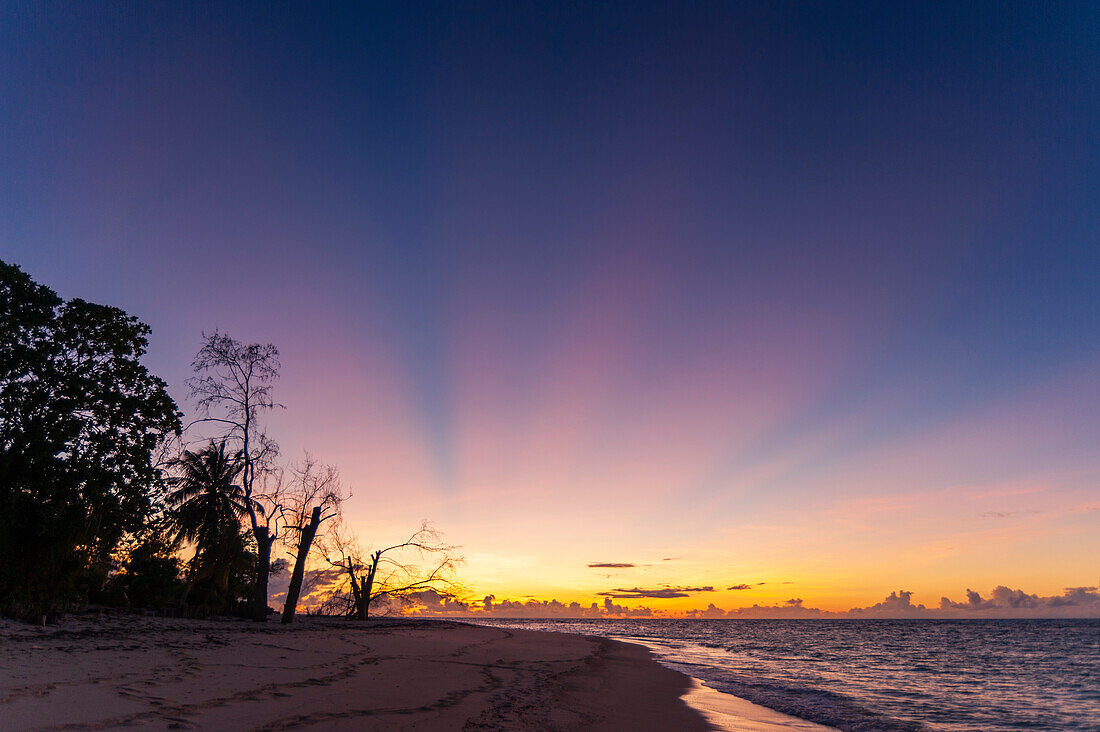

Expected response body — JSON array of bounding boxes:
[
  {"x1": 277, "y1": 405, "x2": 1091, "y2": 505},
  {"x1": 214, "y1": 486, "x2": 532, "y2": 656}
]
[
  {"x1": 399, "y1": 586, "x2": 1100, "y2": 619},
  {"x1": 597, "y1": 586, "x2": 716, "y2": 599},
  {"x1": 470, "y1": 594, "x2": 655, "y2": 617},
  {"x1": 587, "y1": 562, "x2": 636, "y2": 568}
]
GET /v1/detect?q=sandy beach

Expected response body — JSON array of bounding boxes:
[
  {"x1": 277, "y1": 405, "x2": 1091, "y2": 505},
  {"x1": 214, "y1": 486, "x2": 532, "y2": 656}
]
[
  {"x1": 0, "y1": 614, "x2": 839, "y2": 731},
  {"x1": 1, "y1": 614, "x2": 717, "y2": 730}
]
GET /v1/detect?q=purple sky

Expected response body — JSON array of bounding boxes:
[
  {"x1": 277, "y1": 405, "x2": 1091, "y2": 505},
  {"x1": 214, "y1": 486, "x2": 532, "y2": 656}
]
[{"x1": 2, "y1": 2, "x2": 1098, "y2": 613}]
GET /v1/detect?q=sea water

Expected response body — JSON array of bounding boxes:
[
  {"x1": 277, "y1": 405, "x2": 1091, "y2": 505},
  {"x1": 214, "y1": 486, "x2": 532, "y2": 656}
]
[{"x1": 465, "y1": 618, "x2": 1099, "y2": 731}]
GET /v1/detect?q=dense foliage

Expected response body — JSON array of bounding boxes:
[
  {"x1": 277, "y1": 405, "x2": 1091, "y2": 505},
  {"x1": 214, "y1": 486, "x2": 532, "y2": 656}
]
[
  {"x1": 0, "y1": 260, "x2": 181, "y2": 614},
  {"x1": 168, "y1": 440, "x2": 256, "y2": 611},
  {"x1": 107, "y1": 521, "x2": 184, "y2": 608}
]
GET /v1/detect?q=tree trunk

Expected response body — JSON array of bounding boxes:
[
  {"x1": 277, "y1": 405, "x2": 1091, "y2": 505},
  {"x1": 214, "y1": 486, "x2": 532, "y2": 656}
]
[
  {"x1": 252, "y1": 527, "x2": 273, "y2": 622},
  {"x1": 354, "y1": 573, "x2": 367, "y2": 620},
  {"x1": 180, "y1": 573, "x2": 195, "y2": 605},
  {"x1": 359, "y1": 552, "x2": 380, "y2": 619},
  {"x1": 281, "y1": 506, "x2": 323, "y2": 623},
  {"x1": 346, "y1": 564, "x2": 364, "y2": 619}
]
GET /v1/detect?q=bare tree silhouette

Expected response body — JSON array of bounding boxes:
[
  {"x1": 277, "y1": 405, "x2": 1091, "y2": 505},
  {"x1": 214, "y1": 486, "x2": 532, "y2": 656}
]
[
  {"x1": 321, "y1": 522, "x2": 462, "y2": 619},
  {"x1": 278, "y1": 455, "x2": 345, "y2": 623},
  {"x1": 187, "y1": 331, "x2": 283, "y2": 621}
]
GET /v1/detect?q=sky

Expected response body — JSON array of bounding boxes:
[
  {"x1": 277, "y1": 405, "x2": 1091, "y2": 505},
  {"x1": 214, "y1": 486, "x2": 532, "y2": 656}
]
[{"x1": 2, "y1": 2, "x2": 1098, "y2": 617}]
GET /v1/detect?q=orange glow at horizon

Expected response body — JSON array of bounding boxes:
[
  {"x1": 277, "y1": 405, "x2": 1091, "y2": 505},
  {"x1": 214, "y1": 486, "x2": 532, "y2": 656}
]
[{"x1": 312, "y1": 333, "x2": 1090, "y2": 610}]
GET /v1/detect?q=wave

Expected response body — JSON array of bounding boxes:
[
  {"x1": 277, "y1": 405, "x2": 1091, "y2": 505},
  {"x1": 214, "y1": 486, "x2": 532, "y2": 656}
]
[{"x1": 622, "y1": 636, "x2": 926, "y2": 731}]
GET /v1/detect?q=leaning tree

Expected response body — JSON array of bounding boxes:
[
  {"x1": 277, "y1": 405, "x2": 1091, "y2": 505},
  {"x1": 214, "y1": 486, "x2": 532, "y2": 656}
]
[{"x1": 278, "y1": 454, "x2": 344, "y2": 623}]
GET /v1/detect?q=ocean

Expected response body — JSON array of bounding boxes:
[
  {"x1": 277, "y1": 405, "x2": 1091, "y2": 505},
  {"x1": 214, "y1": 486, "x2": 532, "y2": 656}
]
[{"x1": 464, "y1": 618, "x2": 1100, "y2": 731}]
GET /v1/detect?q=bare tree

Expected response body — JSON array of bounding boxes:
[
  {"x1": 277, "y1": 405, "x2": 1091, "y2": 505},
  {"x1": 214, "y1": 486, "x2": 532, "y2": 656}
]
[
  {"x1": 187, "y1": 331, "x2": 282, "y2": 621},
  {"x1": 322, "y1": 522, "x2": 462, "y2": 619},
  {"x1": 278, "y1": 455, "x2": 345, "y2": 623}
]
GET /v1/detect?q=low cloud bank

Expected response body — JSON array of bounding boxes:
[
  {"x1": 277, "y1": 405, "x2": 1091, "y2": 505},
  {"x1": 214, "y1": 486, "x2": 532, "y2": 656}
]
[
  {"x1": 475, "y1": 595, "x2": 655, "y2": 617},
  {"x1": 875, "y1": 586, "x2": 1098, "y2": 618},
  {"x1": 402, "y1": 585, "x2": 1100, "y2": 619},
  {"x1": 681, "y1": 586, "x2": 1100, "y2": 619}
]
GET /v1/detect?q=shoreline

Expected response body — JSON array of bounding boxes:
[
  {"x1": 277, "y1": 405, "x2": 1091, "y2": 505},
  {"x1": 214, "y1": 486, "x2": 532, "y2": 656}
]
[
  {"x1": 1, "y1": 614, "x2": 712, "y2": 730},
  {"x1": 683, "y1": 679, "x2": 836, "y2": 731},
  {"x1": 451, "y1": 619, "x2": 836, "y2": 731}
]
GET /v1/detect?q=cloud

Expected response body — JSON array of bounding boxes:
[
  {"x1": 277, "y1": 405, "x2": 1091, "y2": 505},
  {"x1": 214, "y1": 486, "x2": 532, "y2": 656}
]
[
  {"x1": 727, "y1": 584, "x2": 752, "y2": 590},
  {"x1": 396, "y1": 589, "x2": 471, "y2": 615},
  {"x1": 405, "y1": 585, "x2": 1099, "y2": 620},
  {"x1": 684, "y1": 603, "x2": 728, "y2": 619},
  {"x1": 587, "y1": 562, "x2": 635, "y2": 568},
  {"x1": 849, "y1": 590, "x2": 928, "y2": 618},
  {"x1": 979, "y1": 509, "x2": 1039, "y2": 519},
  {"x1": 936, "y1": 585, "x2": 1100, "y2": 615},
  {"x1": 726, "y1": 601, "x2": 824, "y2": 618},
  {"x1": 473, "y1": 594, "x2": 652, "y2": 618},
  {"x1": 600, "y1": 598, "x2": 654, "y2": 617},
  {"x1": 268, "y1": 565, "x2": 348, "y2": 614},
  {"x1": 722, "y1": 586, "x2": 1100, "y2": 619},
  {"x1": 598, "y1": 586, "x2": 715, "y2": 599}
]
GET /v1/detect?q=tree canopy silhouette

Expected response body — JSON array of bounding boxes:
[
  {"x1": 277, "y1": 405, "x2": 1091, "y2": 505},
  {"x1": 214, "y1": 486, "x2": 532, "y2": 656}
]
[{"x1": 0, "y1": 260, "x2": 180, "y2": 615}]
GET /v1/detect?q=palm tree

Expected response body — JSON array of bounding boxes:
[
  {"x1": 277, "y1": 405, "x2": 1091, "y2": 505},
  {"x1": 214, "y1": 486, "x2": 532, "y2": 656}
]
[{"x1": 166, "y1": 440, "x2": 252, "y2": 605}]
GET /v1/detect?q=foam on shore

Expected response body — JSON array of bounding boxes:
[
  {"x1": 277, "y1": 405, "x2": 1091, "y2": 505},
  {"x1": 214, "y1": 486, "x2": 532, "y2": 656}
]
[{"x1": 682, "y1": 678, "x2": 837, "y2": 731}]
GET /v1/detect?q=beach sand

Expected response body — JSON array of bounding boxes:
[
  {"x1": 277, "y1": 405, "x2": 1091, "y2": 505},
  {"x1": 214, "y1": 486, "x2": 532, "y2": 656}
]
[
  {"x1": 0, "y1": 614, "x2": 830, "y2": 730},
  {"x1": 1, "y1": 614, "x2": 709, "y2": 730}
]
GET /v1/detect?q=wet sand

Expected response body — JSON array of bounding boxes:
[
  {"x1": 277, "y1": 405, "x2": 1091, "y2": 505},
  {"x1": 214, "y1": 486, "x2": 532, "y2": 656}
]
[
  {"x1": 0, "y1": 614, "x2": 712, "y2": 730},
  {"x1": 683, "y1": 680, "x2": 836, "y2": 731}
]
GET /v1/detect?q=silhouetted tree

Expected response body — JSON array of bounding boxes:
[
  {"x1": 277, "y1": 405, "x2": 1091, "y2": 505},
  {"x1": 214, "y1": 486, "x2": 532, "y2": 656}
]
[
  {"x1": 279, "y1": 455, "x2": 344, "y2": 623},
  {"x1": 166, "y1": 440, "x2": 252, "y2": 606},
  {"x1": 0, "y1": 260, "x2": 181, "y2": 617},
  {"x1": 187, "y1": 332, "x2": 281, "y2": 621},
  {"x1": 321, "y1": 522, "x2": 461, "y2": 619}
]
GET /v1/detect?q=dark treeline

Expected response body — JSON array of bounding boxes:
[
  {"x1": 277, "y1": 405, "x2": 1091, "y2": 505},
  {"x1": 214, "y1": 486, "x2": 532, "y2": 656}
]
[{"x1": 0, "y1": 260, "x2": 460, "y2": 623}]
